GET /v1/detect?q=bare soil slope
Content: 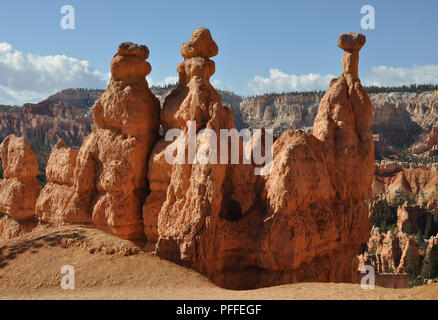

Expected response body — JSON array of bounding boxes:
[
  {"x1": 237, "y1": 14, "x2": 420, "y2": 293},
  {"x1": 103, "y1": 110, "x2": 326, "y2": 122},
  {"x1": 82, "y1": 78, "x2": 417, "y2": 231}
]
[{"x1": 0, "y1": 225, "x2": 437, "y2": 300}]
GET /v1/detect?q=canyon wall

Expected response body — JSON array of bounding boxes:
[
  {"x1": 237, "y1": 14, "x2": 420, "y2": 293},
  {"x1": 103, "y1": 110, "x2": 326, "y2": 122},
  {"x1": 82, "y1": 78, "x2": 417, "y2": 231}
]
[
  {"x1": 0, "y1": 89, "x2": 97, "y2": 148},
  {"x1": 1, "y1": 84, "x2": 437, "y2": 185},
  {"x1": 373, "y1": 161, "x2": 438, "y2": 208},
  {"x1": 235, "y1": 91, "x2": 438, "y2": 148}
]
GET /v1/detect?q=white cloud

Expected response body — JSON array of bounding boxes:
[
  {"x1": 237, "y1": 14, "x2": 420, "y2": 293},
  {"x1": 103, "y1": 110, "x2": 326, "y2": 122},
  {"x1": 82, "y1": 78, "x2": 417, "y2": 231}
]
[
  {"x1": 0, "y1": 42, "x2": 183, "y2": 105},
  {"x1": 4, "y1": 40, "x2": 438, "y2": 105},
  {"x1": 248, "y1": 65, "x2": 438, "y2": 95},
  {"x1": 0, "y1": 42, "x2": 109, "y2": 105},
  {"x1": 363, "y1": 65, "x2": 438, "y2": 87},
  {"x1": 248, "y1": 68, "x2": 335, "y2": 95},
  {"x1": 148, "y1": 76, "x2": 233, "y2": 92},
  {"x1": 211, "y1": 79, "x2": 232, "y2": 91},
  {"x1": 148, "y1": 76, "x2": 178, "y2": 87}
]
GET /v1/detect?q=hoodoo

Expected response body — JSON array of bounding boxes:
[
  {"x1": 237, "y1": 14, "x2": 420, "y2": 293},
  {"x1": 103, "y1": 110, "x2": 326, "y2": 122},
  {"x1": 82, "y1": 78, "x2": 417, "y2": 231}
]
[
  {"x1": 0, "y1": 135, "x2": 41, "y2": 239},
  {"x1": 258, "y1": 32, "x2": 374, "y2": 288},
  {"x1": 143, "y1": 27, "x2": 257, "y2": 250},
  {"x1": 35, "y1": 138, "x2": 78, "y2": 225},
  {"x1": 358, "y1": 227, "x2": 421, "y2": 274},
  {"x1": 144, "y1": 29, "x2": 374, "y2": 289},
  {"x1": 53, "y1": 42, "x2": 161, "y2": 240},
  {"x1": 11, "y1": 30, "x2": 375, "y2": 289}
]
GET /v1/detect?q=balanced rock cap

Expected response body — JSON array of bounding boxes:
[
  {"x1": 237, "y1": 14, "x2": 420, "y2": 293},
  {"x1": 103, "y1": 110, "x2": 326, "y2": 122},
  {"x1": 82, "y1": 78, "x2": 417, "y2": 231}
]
[
  {"x1": 110, "y1": 42, "x2": 152, "y2": 79},
  {"x1": 338, "y1": 32, "x2": 366, "y2": 51},
  {"x1": 180, "y1": 27, "x2": 218, "y2": 59},
  {"x1": 118, "y1": 42, "x2": 149, "y2": 60}
]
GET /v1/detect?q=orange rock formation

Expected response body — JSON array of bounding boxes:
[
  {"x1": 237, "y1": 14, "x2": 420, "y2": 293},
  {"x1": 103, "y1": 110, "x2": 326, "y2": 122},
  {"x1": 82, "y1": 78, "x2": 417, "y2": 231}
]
[
  {"x1": 397, "y1": 202, "x2": 428, "y2": 233},
  {"x1": 0, "y1": 135, "x2": 41, "y2": 239},
  {"x1": 0, "y1": 30, "x2": 376, "y2": 290},
  {"x1": 143, "y1": 29, "x2": 374, "y2": 289},
  {"x1": 57, "y1": 42, "x2": 160, "y2": 240},
  {"x1": 35, "y1": 138, "x2": 78, "y2": 225},
  {"x1": 373, "y1": 161, "x2": 438, "y2": 209},
  {"x1": 359, "y1": 227, "x2": 421, "y2": 274}
]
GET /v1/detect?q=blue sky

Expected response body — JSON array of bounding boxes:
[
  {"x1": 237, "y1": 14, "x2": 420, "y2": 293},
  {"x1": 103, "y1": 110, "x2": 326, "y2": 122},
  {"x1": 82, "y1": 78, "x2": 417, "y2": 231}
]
[{"x1": 0, "y1": 0, "x2": 437, "y2": 104}]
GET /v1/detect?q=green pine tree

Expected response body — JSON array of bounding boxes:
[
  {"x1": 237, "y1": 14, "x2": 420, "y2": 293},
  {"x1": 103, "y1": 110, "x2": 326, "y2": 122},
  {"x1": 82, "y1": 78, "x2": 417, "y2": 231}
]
[
  {"x1": 422, "y1": 255, "x2": 433, "y2": 280},
  {"x1": 425, "y1": 214, "x2": 434, "y2": 240}
]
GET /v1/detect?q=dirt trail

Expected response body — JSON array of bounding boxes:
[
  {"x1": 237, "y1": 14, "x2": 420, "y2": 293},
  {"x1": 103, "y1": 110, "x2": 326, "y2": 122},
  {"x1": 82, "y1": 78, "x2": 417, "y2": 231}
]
[{"x1": 1, "y1": 225, "x2": 437, "y2": 300}]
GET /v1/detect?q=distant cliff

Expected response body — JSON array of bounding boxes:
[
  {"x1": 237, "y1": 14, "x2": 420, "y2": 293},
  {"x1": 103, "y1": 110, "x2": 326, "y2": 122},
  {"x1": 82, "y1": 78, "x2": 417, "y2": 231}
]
[{"x1": 1, "y1": 86, "x2": 438, "y2": 183}]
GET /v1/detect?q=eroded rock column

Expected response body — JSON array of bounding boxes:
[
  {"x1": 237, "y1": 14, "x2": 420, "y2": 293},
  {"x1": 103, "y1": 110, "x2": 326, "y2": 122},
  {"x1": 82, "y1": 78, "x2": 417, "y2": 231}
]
[
  {"x1": 0, "y1": 135, "x2": 41, "y2": 239},
  {"x1": 64, "y1": 42, "x2": 160, "y2": 241},
  {"x1": 313, "y1": 32, "x2": 374, "y2": 202},
  {"x1": 144, "y1": 28, "x2": 257, "y2": 267},
  {"x1": 35, "y1": 138, "x2": 78, "y2": 225}
]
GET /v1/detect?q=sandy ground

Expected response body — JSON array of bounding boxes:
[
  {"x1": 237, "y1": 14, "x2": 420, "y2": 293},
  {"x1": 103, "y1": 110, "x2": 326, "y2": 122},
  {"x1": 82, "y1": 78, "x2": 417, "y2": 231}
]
[{"x1": 1, "y1": 225, "x2": 437, "y2": 300}]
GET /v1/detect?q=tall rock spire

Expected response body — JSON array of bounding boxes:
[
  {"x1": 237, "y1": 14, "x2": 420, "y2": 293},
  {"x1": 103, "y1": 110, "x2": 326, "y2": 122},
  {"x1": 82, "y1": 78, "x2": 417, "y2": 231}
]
[
  {"x1": 313, "y1": 32, "x2": 374, "y2": 201},
  {"x1": 143, "y1": 27, "x2": 257, "y2": 257},
  {"x1": 58, "y1": 42, "x2": 160, "y2": 240}
]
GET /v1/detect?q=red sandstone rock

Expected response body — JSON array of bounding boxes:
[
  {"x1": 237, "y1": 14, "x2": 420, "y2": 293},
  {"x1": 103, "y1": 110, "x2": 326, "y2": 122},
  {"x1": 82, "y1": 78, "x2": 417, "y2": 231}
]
[
  {"x1": 0, "y1": 214, "x2": 22, "y2": 240},
  {"x1": 397, "y1": 202, "x2": 428, "y2": 234},
  {"x1": 35, "y1": 139, "x2": 78, "y2": 225},
  {"x1": 0, "y1": 30, "x2": 375, "y2": 289},
  {"x1": 144, "y1": 29, "x2": 374, "y2": 289},
  {"x1": 360, "y1": 227, "x2": 421, "y2": 274},
  {"x1": 145, "y1": 27, "x2": 257, "y2": 248},
  {"x1": 180, "y1": 28, "x2": 218, "y2": 59},
  {"x1": 62, "y1": 42, "x2": 160, "y2": 240},
  {"x1": 373, "y1": 162, "x2": 438, "y2": 208},
  {"x1": 142, "y1": 139, "x2": 172, "y2": 242},
  {"x1": 412, "y1": 126, "x2": 438, "y2": 155},
  {"x1": 0, "y1": 135, "x2": 41, "y2": 239},
  {"x1": 259, "y1": 31, "x2": 374, "y2": 285},
  {"x1": 337, "y1": 32, "x2": 366, "y2": 51}
]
